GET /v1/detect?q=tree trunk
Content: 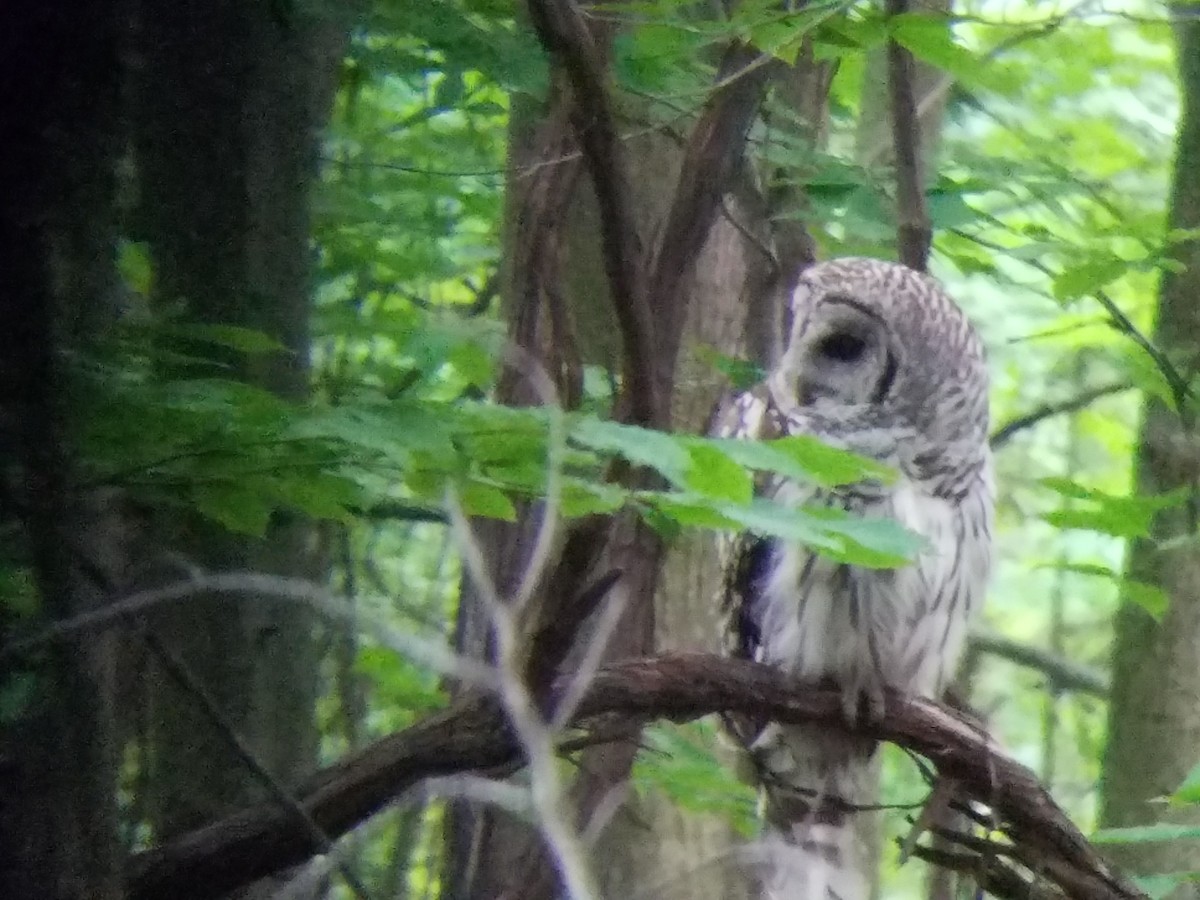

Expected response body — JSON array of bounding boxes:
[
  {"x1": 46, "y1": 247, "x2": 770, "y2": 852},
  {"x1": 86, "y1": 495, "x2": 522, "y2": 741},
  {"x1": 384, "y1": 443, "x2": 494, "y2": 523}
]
[
  {"x1": 0, "y1": 2, "x2": 124, "y2": 897},
  {"x1": 1100, "y1": 17, "x2": 1200, "y2": 896},
  {"x1": 443, "y1": 34, "x2": 775, "y2": 892},
  {"x1": 124, "y1": 3, "x2": 350, "y2": 894}
]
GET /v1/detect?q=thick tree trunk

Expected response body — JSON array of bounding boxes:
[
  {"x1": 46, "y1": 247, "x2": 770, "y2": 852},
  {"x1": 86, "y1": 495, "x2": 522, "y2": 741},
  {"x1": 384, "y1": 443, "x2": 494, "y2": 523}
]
[
  {"x1": 0, "y1": 3, "x2": 124, "y2": 897},
  {"x1": 124, "y1": 4, "x2": 350, "y2": 893},
  {"x1": 1100, "y1": 18, "x2": 1200, "y2": 896},
  {"x1": 616, "y1": 191, "x2": 758, "y2": 900}
]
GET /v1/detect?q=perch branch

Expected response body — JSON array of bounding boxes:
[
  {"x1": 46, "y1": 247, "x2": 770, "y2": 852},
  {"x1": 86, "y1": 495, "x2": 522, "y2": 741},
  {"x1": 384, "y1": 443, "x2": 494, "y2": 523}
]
[{"x1": 129, "y1": 652, "x2": 1145, "y2": 900}]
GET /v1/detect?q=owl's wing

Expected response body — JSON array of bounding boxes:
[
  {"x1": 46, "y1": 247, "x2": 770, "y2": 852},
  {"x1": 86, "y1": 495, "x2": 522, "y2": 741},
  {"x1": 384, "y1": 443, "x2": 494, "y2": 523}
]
[
  {"x1": 709, "y1": 386, "x2": 790, "y2": 753},
  {"x1": 709, "y1": 385, "x2": 785, "y2": 657}
]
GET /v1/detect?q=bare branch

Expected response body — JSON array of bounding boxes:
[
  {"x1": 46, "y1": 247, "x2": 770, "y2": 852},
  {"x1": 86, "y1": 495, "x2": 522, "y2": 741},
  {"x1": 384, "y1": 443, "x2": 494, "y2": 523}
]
[
  {"x1": 969, "y1": 628, "x2": 1109, "y2": 698},
  {"x1": 990, "y1": 382, "x2": 1135, "y2": 449},
  {"x1": 129, "y1": 653, "x2": 1146, "y2": 900},
  {"x1": 886, "y1": 0, "x2": 932, "y2": 271},
  {"x1": 910, "y1": 842, "x2": 1066, "y2": 899}
]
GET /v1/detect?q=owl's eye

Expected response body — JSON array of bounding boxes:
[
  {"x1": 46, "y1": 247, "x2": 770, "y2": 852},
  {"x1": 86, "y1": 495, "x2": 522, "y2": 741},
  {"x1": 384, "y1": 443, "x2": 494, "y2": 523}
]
[{"x1": 816, "y1": 331, "x2": 867, "y2": 362}]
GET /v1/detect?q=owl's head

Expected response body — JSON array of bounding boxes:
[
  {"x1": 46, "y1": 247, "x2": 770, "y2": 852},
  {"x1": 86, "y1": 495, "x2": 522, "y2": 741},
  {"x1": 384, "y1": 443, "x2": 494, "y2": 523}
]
[{"x1": 770, "y1": 258, "x2": 990, "y2": 462}]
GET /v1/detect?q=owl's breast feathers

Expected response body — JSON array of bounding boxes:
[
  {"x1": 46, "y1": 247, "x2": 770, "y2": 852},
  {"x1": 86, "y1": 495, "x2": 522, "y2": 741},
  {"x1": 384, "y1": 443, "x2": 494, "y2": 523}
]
[{"x1": 714, "y1": 385, "x2": 992, "y2": 703}]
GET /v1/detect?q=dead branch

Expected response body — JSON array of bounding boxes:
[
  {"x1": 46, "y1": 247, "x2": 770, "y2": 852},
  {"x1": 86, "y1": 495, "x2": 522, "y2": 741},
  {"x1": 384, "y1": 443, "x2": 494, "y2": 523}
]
[
  {"x1": 129, "y1": 652, "x2": 1145, "y2": 900},
  {"x1": 886, "y1": 0, "x2": 933, "y2": 271}
]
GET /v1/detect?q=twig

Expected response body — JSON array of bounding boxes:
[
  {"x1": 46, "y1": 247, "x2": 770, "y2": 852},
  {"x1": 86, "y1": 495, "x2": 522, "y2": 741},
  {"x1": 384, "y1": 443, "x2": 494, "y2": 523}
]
[
  {"x1": 910, "y1": 843, "x2": 1066, "y2": 899},
  {"x1": 886, "y1": 0, "x2": 932, "y2": 270},
  {"x1": 989, "y1": 382, "x2": 1134, "y2": 449},
  {"x1": 951, "y1": 226, "x2": 1189, "y2": 413},
  {"x1": 128, "y1": 653, "x2": 1147, "y2": 900},
  {"x1": 451, "y1": 489, "x2": 600, "y2": 900},
  {"x1": 448, "y1": 397, "x2": 599, "y2": 900},
  {"x1": 465, "y1": 270, "x2": 500, "y2": 317},
  {"x1": 0, "y1": 572, "x2": 493, "y2": 686},
  {"x1": 1094, "y1": 286, "x2": 1191, "y2": 414}
]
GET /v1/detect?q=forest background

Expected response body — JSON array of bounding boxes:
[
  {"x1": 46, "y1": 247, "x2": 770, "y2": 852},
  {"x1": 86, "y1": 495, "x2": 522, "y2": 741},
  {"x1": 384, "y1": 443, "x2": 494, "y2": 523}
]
[{"x1": 4, "y1": 0, "x2": 1200, "y2": 899}]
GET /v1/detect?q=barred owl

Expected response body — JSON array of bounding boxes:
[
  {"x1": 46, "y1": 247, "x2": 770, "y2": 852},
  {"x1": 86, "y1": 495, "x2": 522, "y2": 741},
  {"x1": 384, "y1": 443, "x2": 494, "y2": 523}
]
[{"x1": 715, "y1": 258, "x2": 994, "y2": 900}]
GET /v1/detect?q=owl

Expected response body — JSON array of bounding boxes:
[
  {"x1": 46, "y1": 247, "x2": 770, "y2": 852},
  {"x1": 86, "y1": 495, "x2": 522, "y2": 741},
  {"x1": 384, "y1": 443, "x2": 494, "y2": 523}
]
[{"x1": 714, "y1": 258, "x2": 994, "y2": 900}]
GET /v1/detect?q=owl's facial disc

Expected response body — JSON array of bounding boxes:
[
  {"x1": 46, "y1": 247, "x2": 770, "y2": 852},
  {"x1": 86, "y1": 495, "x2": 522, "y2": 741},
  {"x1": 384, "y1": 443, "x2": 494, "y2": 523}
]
[{"x1": 794, "y1": 302, "x2": 897, "y2": 406}]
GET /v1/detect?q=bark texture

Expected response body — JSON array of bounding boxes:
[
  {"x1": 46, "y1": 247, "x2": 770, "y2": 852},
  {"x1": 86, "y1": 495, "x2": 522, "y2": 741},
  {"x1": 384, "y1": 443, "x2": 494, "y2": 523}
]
[
  {"x1": 0, "y1": 3, "x2": 124, "y2": 897},
  {"x1": 1100, "y1": 17, "x2": 1200, "y2": 897},
  {"x1": 123, "y1": 5, "x2": 350, "y2": 894}
]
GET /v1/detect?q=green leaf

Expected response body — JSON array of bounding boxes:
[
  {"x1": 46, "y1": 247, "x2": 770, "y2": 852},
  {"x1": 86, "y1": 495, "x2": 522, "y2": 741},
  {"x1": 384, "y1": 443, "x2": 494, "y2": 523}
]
[
  {"x1": 1040, "y1": 478, "x2": 1186, "y2": 539},
  {"x1": 891, "y1": 14, "x2": 981, "y2": 83},
  {"x1": 457, "y1": 480, "x2": 517, "y2": 521},
  {"x1": 632, "y1": 722, "x2": 758, "y2": 835},
  {"x1": 570, "y1": 417, "x2": 694, "y2": 488},
  {"x1": 560, "y1": 479, "x2": 626, "y2": 518},
  {"x1": 637, "y1": 493, "x2": 741, "y2": 531},
  {"x1": 1041, "y1": 562, "x2": 1169, "y2": 620},
  {"x1": 805, "y1": 509, "x2": 926, "y2": 565},
  {"x1": 356, "y1": 646, "x2": 444, "y2": 713},
  {"x1": 162, "y1": 323, "x2": 290, "y2": 355},
  {"x1": 695, "y1": 346, "x2": 765, "y2": 390},
  {"x1": 1046, "y1": 564, "x2": 1166, "y2": 619},
  {"x1": 190, "y1": 483, "x2": 275, "y2": 536},
  {"x1": 269, "y1": 472, "x2": 363, "y2": 522},
  {"x1": 717, "y1": 497, "x2": 920, "y2": 567},
  {"x1": 1171, "y1": 759, "x2": 1200, "y2": 805},
  {"x1": 709, "y1": 437, "x2": 822, "y2": 485},
  {"x1": 1051, "y1": 256, "x2": 1128, "y2": 302},
  {"x1": 1123, "y1": 580, "x2": 1171, "y2": 620},
  {"x1": 117, "y1": 240, "x2": 154, "y2": 295},
  {"x1": 1120, "y1": 342, "x2": 1180, "y2": 411},
  {"x1": 766, "y1": 435, "x2": 895, "y2": 487},
  {"x1": 682, "y1": 440, "x2": 754, "y2": 503}
]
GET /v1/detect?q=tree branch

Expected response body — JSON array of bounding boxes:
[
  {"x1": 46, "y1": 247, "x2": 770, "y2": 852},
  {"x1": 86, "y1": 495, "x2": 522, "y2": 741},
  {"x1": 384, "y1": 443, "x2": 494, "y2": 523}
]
[
  {"x1": 129, "y1": 653, "x2": 1145, "y2": 900},
  {"x1": 969, "y1": 627, "x2": 1109, "y2": 698},
  {"x1": 647, "y1": 42, "x2": 774, "y2": 370},
  {"x1": 523, "y1": 0, "x2": 661, "y2": 428},
  {"x1": 886, "y1": 0, "x2": 932, "y2": 271},
  {"x1": 989, "y1": 381, "x2": 1134, "y2": 449}
]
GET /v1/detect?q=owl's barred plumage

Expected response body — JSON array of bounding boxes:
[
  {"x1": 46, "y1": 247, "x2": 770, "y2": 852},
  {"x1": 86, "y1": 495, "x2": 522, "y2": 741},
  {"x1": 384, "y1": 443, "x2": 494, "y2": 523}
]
[{"x1": 714, "y1": 258, "x2": 994, "y2": 900}]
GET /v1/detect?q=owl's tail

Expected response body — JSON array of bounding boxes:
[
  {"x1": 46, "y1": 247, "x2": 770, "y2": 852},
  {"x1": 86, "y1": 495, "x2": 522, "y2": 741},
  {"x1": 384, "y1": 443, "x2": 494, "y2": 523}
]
[
  {"x1": 756, "y1": 820, "x2": 871, "y2": 900},
  {"x1": 747, "y1": 724, "x2": 876, "y2": 900}
]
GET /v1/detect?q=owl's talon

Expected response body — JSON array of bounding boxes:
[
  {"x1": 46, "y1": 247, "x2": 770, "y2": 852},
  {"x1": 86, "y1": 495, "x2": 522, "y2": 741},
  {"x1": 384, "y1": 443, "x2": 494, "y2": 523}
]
[{"x1": 840, "y1": 677, "x2": 886, "y2": 729}]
